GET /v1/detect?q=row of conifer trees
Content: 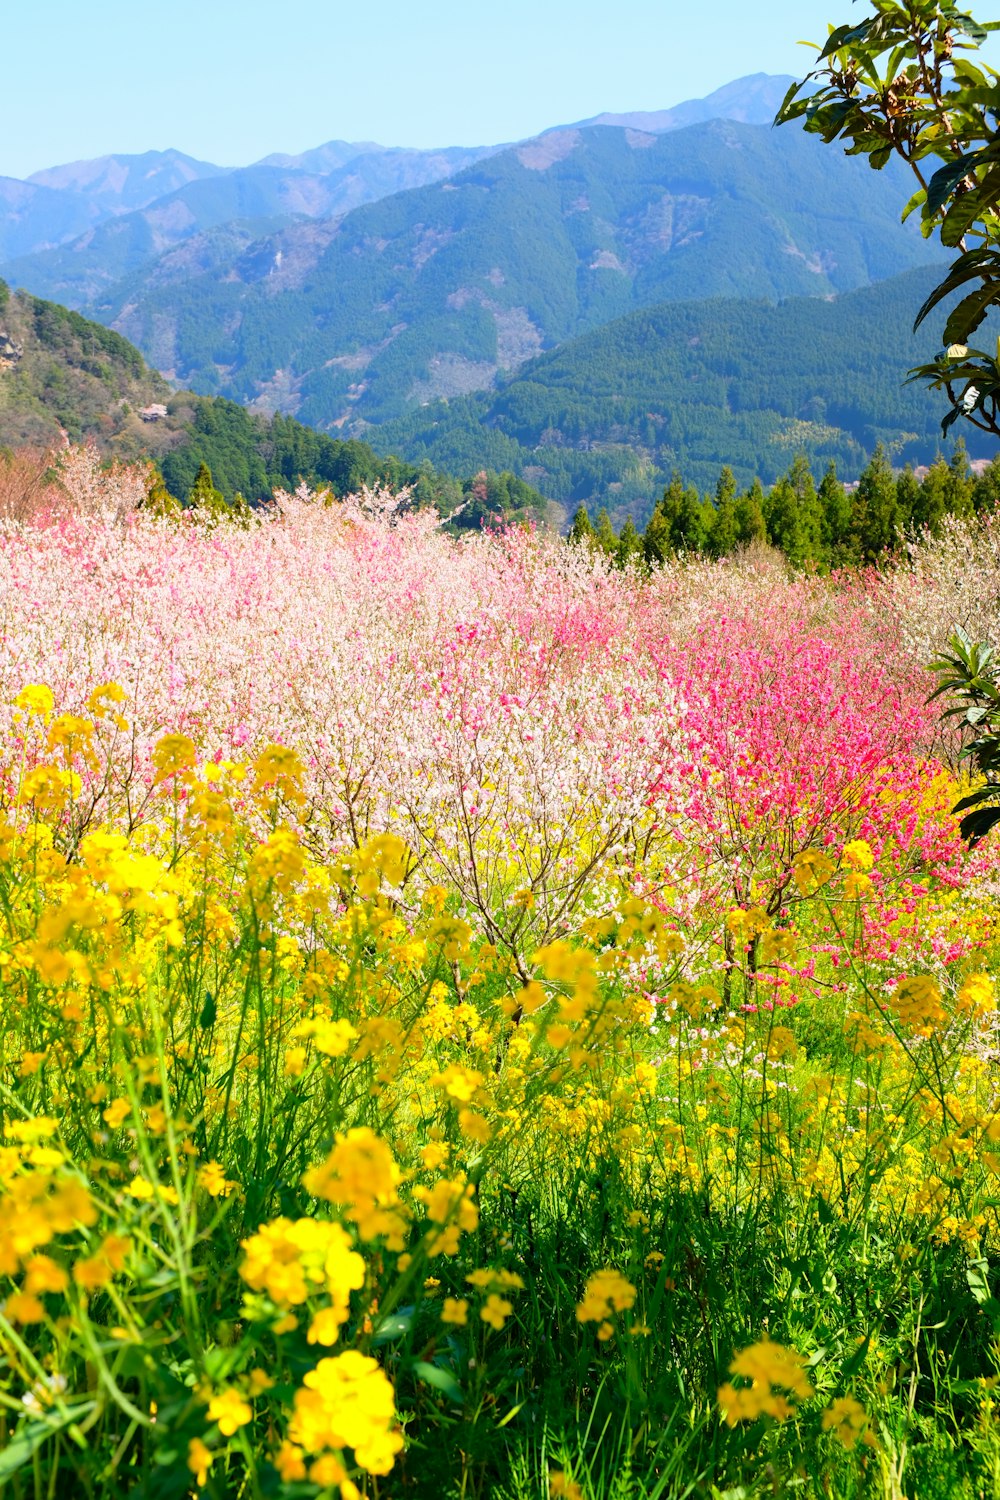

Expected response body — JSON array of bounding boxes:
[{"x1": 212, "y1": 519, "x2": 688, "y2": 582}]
[{"x1": 569, "y1": 442, "x2": 1000, "y2": 570}]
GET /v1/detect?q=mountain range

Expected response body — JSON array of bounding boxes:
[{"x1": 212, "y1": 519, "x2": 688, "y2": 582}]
[
  {"x1": 374, "y1": 263, "x2": 979, "y2": 516},
  {"x1": 1, "y1": 74, "x2": 985, "y2": 521},
  {"x1": 0, "y1": 275, "x2": 548, "y2": 528}
]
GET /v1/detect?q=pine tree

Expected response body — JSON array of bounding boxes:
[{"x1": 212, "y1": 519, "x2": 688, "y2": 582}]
[
  {"x1": 912, "y1": 456, "x2": 948, "y2": 534},
  {"x1": 944, "y1": 437, "x2": 974, "y2": 517},
  {"x1": 786, "y1": 455, "x2": 822, "y2": 565},
  {"x1": 972, "y1": 456, "x2": 1000, "y2": 514},
  {"x1": 230, "y1": 491, "x2": 252, "y2": 526},
  {"x1": 735, "y1": 479, "x2": 767, "y2": 545},
  {"x1": 708, "y1": 466, "x2": 739, "y2": 558},
  {"x1": 895, "y1": 465, "x2": 920, "y2": 533},
  {"x1": 851, "y1": 444, "x2": 899, "y2": 562},
  {"x1": 187, "y1": 461, "x2": 229, "y2": 518},
  {"x1": 817, "y1": 462, "x2": 852, "y2": 565},
  {"x1": 616, "y1": 517, "x2": 643, "y2": 569},
  {"x1": 673, "y1": 486, "x2": 710, "y2": 554},
  {"x1": 143, "y1": 467, "x2": 181, "y2": 517},
  {"x1": 763, "y1": 475, "x2": 804, "y2": 563},
  {"x1": 594, "y1": 508, "x2": 618, "y2": 555},
  {"x1": 568, "y1": 504, "x2": 596, "y2": 546},
  {"x1": 715, "y1": 466, "x2": 737, "y2": 507},
  {"x1": 643, "y1": 499, "x2": 673, "y2": 566}
]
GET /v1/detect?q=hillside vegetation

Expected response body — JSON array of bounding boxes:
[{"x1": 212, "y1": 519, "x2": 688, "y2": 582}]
[
  {"x1": 0, "y1": 279, "x2": 546, "y2": 525},
  {"x1": 0, "y1": 277, "x2": 171, "y2": 453},
  {"x1": 33, "y1": 122, "x2": 930, "y2": 433},
  {"x1": 375, "y1": 264, "x2": 989, "y2": 513}
]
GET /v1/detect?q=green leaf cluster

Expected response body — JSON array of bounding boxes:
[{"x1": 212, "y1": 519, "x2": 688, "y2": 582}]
[{"x1": 777, "y1": 0, "x2": 1000, "y2": 438}]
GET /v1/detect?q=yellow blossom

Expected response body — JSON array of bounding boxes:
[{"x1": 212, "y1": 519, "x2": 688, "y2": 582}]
[{"x1": 208, "y1": 1388, "x2": 253, "y2": 1437}]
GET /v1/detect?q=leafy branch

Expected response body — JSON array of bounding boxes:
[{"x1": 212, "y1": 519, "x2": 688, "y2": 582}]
[
  {"x1": 929, "y1": 626, "x2": 1000, "y2": 843},
  {"x1": 777, "y1": 0, "x2": 1000, "y2": 438}
]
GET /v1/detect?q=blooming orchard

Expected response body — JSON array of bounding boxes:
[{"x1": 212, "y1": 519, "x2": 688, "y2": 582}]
[{"x1": 1, "y1": 465, "x2": 1000, "y2": 1496}]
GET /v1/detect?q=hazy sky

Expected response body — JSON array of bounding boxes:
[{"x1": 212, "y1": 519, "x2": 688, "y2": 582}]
[{"x1": 3, "y1": 0, "x2": 1000, "y2": 178}]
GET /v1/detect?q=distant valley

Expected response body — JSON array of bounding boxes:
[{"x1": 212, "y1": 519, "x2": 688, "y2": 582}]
[{"x1": 0, "y1": 74, "x2": 985, "y2": 521}]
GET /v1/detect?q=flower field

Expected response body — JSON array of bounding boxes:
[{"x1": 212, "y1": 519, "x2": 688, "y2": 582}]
[{"x1": 6, "y1": 471, "x2": 1000, "y2": 1498}]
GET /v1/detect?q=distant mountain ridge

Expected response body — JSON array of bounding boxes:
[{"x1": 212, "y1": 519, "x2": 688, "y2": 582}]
[
  {"x1": 569, "y1": 73, "x2": 797, "y2": 133},
  {"x1": 27, "y1": 150, "x2": 227, "y2": 215},
  {"x1": 0, "y1": 73, "x2": 801, "y2": 268},
  {"x1": 51, "y1": 119, "x2": 931, "y2": 437}
]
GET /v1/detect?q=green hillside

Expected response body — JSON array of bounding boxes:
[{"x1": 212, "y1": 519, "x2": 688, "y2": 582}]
[
  {"x1": 1, "y1": 152, "x2": 501, "y2": 311},
  {"x1": 0, "y1": 277, "x2": 173, "y2": 453},
  {"x1": 371, "y1": 264, "x2": 999, "y2": 519},
  {"x1": 47, "y1": 121, "x2": 932, "y2": 432},
  {"x1": 0, "y1": 278, "x2": 546, "y2": 526}
]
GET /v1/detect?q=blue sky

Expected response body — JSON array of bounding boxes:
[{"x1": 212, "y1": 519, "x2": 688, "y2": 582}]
[{"x1": 3, "y1": 0, "x2": 999, "y2": 178}]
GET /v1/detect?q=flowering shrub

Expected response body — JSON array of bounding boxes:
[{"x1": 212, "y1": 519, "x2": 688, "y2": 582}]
[{"x1": 1, "y1": 486, "x2": 1000, "y2": 1496}]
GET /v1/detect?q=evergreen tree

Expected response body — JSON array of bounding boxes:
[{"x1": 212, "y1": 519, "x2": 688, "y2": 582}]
[
  {"x1": 708, "y1": 466, "x2": 739, "y2": 558},
  {"x1": 763, "y1": 475, "x2": 804, "y2": 563},
  {"x1": 616, "y1": 517, "x2": 644, "y2": 569},
  {"x1": 786, "y1": 454, "x2": 822, "y2": 565},
  {"x1": 912, "y1": 456, "x2": 949, "y2": 534},
  {"x1": 735, "y1": 479, "x2": 767, "y2": 546},
  {"x1": 972, "y1": 455, "x2": 1000, "y2": 514},
  {"x1": 817, "y1": 462, "x2": 852, "y2": 565},
  {"x1": 895, "y1": 465, "x2": 920, "y2": 533},
  {"x1": 143, "y1": 467, "x2": 181, "y2": 517},
  {"x1": 568, "y1": 504, "x2": 596, "y2": 546},
  {"x1": 230, "y1": 491, "x2": 252, "y2": 526},
  {"x1": 187, "y1": 461, "x2": 229, "y2": 517},
  {"x1": 643, "y1": 498, "x2": 673, "y2": 567},
  {"x1": 594, "y1": 507, "x2": 618, "y2": 555},
  {"x1": 715, "y1": 465, "x2": 737, "y2": 508},
  {"x1": 851, "y1": 444, "x2": 899, "y2": 562},
  {"x1": 673, "y1": 486, "x2": 710, "y2": 554},
  {"x1": 944, "y1": 437, "x2": 975, "y2": 518}
]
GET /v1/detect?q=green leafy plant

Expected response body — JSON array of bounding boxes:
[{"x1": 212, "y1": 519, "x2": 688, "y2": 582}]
[
  {"x1": 777, "y1": 0, "x2": 1000, "y2": 438},
  {"x1": 929, "y1": 625, "x2": 1000, "y2": 841}
]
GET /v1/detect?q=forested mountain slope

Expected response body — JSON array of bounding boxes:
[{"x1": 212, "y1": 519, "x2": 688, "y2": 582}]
[
  {"x1": 372, "y1": 264, "x2": 997, "y2": 517},
  {"x1": 0, "y1": 278, "x2": 546, "y2": 525},
  {"x1": 33, "y1": 120, "x2": 930, "y2": 432},
  {"x1": 0, "y1": 277, "x2": 171, "y2": 452},
  {"x1": 2, "y1": 148, "x2": 500, "y2": 309}
]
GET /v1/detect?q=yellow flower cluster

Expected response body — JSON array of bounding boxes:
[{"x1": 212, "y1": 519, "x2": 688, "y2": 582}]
[
  {"x1": 576, "y1": 1268, "x2": 637, "y2": 1342},
  {"x1": 717, "y1": 1339, "x2": 815, "y2": 1425}
]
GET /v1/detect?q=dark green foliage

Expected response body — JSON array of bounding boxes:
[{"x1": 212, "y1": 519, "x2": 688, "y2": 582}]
[
  {"x1": 615, "y1": 517, "x2": 643, "y2": 569},
  {"x1": 930, "y1": 629, "x2": 1000, "y2": 845},
  {"x1": 911, "y1": 455, "x2": 950, "y2": 535},
  {"x1": 817, "y1": 463, "x2": 852, "y2": 562},
  {"x1": 851, "y1": 443, "x2": 900, "y2": 564},
  {"x1": 187, "y1": 461, "x2": 229, "y2": 516},
  {"x1": 735, "y1": 478, "x2": 768, "y2": 546},
  {"x1": 972, "y1": 455, "x2": 1000, "y2": 512},
  {"x1": 594, "y1": 508, "x2": 617, "y2": 555},
  {"x1": 0, "y1": 278, "x2": 9, "y2": 314},
  {"x1": 155, "y1": 397, "x2": 546, "y2": 525},
  {"x1": 375, "y1": 266, "x2": 999, "y2": 516},
  {"x1": 567, "y1": 504, "x2": 596, "y2": 546},
  {"x1": 895, "y1": 465, "x2": 921, "y2": 533},
  {"x1": 619, "y1": 444, "x2": 996, "y2": 572}
]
